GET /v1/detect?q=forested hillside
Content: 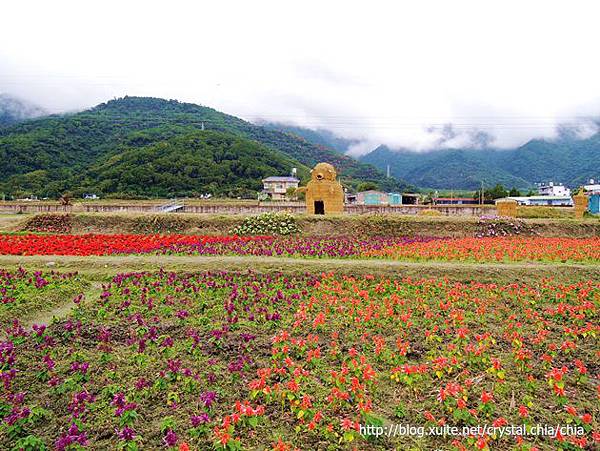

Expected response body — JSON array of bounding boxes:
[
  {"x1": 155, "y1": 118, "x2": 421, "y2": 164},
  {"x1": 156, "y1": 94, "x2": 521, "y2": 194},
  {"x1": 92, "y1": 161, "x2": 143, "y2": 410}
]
[
  {"x1": 360, "y1": 135, "x2": 600, "y2": 190},
  {"x1": 0, "y1": 97, "x2": 408, "y2": 198},
  {"x1": 82, "y1": 131, "x2": 307, "y2": 198},
  {"x1": 256, "y1": 121, "x2": 600, "y2": 190}
]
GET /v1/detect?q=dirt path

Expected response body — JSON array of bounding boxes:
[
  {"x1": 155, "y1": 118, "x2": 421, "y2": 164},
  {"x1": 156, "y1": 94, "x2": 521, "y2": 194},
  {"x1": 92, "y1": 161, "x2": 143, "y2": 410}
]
[
  {"x1": 23, "y1": 281, "x2": 104, "y2": 329},
  {"x1": 1, "y1": 254, "x2": 599, "y2": 284},
  {"x1": 0, "y1": 214, "x2": 23, "y2": 232}
]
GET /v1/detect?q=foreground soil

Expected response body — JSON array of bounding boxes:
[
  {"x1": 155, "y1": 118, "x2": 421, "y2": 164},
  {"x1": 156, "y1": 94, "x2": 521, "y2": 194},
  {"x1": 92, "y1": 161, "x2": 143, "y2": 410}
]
[
  {"x1": 6, "y1": 212, "x2": 600, "y2": 238},
  {"x1": 0, "y1": 269, "x2": 597, "y2": 450},
  {"x1": 1, "y1": 254, "x2": 600, "y2": 285}
]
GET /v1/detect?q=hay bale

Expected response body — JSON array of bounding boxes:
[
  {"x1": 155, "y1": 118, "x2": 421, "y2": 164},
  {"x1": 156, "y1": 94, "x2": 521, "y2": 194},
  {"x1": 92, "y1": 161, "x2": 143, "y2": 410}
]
[{"x1": 496, "y1": 199, "x2": 517, "y2": 218}]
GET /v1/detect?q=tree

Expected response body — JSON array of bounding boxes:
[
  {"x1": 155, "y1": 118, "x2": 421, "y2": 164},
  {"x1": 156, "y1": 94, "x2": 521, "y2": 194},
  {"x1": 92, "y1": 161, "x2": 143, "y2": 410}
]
[
  {"x1": 356, "y1": 181, "x2": 379, "y2": 192},
  {"x1": 487, "y1": 184, "x2": 508, "y2": 200},
  {"x1": 1, "y1": 96, "x2": 406, "y2": 199},
  {"x1": 473, "y1": 184, "x2": 508, "y2": 201},
  {"x1": 286, "y1": 187, "x2": 298, "y2": 200},
  {"x1": 509, "y1": 187, "x2": 521, "y2": 196}
]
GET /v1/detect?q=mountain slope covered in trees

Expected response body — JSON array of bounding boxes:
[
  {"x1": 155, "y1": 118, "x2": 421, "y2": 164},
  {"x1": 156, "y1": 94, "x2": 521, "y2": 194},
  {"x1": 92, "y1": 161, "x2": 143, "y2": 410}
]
[
  {"x1": 81, "y1": 131, "x2": 308, "y2": 198},
  {"x1": 0, "y1": 96, "x2": 409, "y2": 198},
  {"x1": 360, "y1": 134, "x2": 600, "y2": 190}
]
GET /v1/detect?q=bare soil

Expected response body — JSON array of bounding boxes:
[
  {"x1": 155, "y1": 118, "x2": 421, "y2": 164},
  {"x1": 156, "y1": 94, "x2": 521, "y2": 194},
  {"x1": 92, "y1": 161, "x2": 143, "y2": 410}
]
[{"x1": 1, "y1": 254, "x2": 599, "y2": 285}]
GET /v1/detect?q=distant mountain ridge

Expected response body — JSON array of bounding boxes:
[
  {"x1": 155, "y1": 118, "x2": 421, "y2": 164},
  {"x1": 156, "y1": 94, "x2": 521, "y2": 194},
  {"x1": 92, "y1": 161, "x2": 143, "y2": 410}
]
[
  {"x1": 0, "y1": 93, "x2": 47, "y2": 127},
  {"x1": 359, "y1": 134, "x2": 600, "y2": 190},
  {"x1": 7, "y1": 94, "x2": 591, "y2": 194},
  {"x1": 256, "y1": 121, "x2": 600, "y2": 190},
  {"x1": 0, "y1": 96, "x2": 409, "y2": 198}
]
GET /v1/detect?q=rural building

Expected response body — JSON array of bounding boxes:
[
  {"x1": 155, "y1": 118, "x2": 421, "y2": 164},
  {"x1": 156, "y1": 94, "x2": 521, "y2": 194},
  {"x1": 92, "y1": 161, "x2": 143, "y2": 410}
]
[
  {"x1": 433, "y1": 197, "x2": 479, "y2": 205},
  {"x1": 344, "y1": 192, "x2": 357, "y2": 204},
  {"x1": 537, "y1": 182, "x2": 571, "y2": 197},
  {"x1": 583, "y1": 179, "x2": 600, "y2": 194},
  {"x1": 355, "y1": 190, "x2": 403, "y2": 205},
  {"x1": 353, "y1": 191, "x2": 418, "y2": 206},
  {"x1": 388, "y1": 193, "x2": 402, "y2": 205},
  {"x1": 261, "y1": 176, "x2": 299, "y2": 200},
  {"x1": 589, "y1": 194, "x2": 600, "y2": 214},
  {"x1": 506, "y1": 195, "x2": 573, "y2": 206},
  {"x1": 356, "y1": 190, "x2": 387, "y2": 205},
  {"x1": 401, "y1": 193, "x2": 420, "y2": 205}
]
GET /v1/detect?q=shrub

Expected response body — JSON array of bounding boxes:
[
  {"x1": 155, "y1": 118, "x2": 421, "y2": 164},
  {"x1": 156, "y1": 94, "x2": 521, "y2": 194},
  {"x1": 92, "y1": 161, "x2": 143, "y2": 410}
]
[
  {"x1": 22, "y1": 214, "x2": 73, "y2": 234},
  {"x1": 230, "y1": 212, "x2": 300, "y2": 236}
]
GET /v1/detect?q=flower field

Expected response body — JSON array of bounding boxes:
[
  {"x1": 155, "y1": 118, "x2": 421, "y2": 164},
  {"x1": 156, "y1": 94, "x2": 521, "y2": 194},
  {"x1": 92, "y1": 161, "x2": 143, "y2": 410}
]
[
  {"x1": 366, "y1": 237, "x2": 600, "y2": 263},
  {"x1": 1, "y1": 234, "x2": 600, "y2": 263},
  {"x1": 1, "y1": 270, "x2": 597, "y2": 450},
  {"x1": 0, "y1": 268, "x2": 86, "y2": 327},
  {"x1": 0, "y1": 235, "x2": 271, "y2": 257},
  {"x1": 0, "y1": 234, "x2": 436, "y2": 258}
]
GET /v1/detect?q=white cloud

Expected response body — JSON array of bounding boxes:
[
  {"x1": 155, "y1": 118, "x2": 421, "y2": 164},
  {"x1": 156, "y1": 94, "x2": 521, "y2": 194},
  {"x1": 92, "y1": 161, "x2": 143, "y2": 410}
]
[{"x1": 2, "y1": 0, "x2": 600, "y2": 153}]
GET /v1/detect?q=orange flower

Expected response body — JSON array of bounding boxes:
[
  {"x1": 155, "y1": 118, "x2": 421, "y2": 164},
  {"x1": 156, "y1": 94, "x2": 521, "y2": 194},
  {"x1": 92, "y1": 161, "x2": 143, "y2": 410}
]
[
  {"x1": 480, "y1": 391, "x2": 494, "y2": 404},
  {"x1": 518, "y1": 405, "x2": 528, "y2": 418}
]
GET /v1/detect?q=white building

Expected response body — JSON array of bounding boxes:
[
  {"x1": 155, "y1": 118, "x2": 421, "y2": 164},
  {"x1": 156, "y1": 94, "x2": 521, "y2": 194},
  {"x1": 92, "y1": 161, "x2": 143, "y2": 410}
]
[
  {"x1": 507, "y1": 196, "x2": 573, "y2": 206},
  {"x1": 583, "y1": 179, "x2": 600, "y2": 194},
  {"x1": 537, "y1": 182, "x2": 570, "y2": 197},
  {"x1": 261, "y1": 176, "x2": 299, "y2": 200}
]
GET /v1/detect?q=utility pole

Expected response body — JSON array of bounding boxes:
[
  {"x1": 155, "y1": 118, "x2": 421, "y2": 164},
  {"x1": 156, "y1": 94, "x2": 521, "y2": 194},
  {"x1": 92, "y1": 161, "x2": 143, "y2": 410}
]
[
  {"x1": 480, "y1": 180, "x2": 484, "y2": 205},
  {"x1": 386, "y1": 164, "x2": 390, "y2": 178}
]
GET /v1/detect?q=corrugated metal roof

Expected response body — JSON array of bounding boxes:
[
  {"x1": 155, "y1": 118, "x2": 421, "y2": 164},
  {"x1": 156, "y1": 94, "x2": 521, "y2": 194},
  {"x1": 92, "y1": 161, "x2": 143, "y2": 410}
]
[
  {"x1": 357, "y1": 190, "x2": 386, "y2": 195},
  {"x1": 507, "y1": 196, "x2": 572, "y2": 200},
  {"x1": 262, "y1": 176, "x2": 300, "y2": 182}
]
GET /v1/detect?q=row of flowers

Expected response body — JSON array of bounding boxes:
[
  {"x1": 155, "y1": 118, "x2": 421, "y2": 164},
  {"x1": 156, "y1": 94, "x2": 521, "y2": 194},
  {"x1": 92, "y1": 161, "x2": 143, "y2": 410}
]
[
  {"x1": 0, "y1": 270, "x2": 597, "y2": 449},
  {"x1": 366, "y1": 237, "x2": 600, "y2": 262},
  {"x1": 0, "y1": 234, "x2": 270, "y2": 256},
  {"x1": 1, "y1": 234, "x2": 600, "y2": 262},
  {"x1": 0, "y1": 234, "x2": 433, "y2": 258}
]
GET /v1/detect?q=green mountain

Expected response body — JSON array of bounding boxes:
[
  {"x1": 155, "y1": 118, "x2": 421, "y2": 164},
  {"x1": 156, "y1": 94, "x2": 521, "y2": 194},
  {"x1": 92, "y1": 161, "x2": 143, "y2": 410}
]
[
  {"x1": 81, "y1": 131, "x2": 307, "y2": 198},
  {"x1": 0, "y1": 96, "x2": 409, "y2": 198},
  {"x1": 360, "y1": 134, "x2": 600, "y2": 190}
]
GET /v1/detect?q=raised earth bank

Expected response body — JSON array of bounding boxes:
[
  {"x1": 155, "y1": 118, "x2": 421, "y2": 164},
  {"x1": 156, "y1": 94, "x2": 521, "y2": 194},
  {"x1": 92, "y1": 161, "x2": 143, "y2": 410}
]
[{"x1": 10, "y1": 213, "x2": 600, "y2": 237}]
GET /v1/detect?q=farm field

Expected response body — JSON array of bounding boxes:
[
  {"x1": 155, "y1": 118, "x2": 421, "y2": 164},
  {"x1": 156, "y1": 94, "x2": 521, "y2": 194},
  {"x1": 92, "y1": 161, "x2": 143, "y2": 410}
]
[
  {"x1": 1, "y1": 235, "x2": 599, "y2": 263},
  {"x1": 0, "y1": 269, "x2": 598, "y2": 450},
  {"x1": 0, "y1": 215, "x2": 598, "y2": 450},
  {"x1": 2, "y1": 212, "x2": 600, "y2": 238}
]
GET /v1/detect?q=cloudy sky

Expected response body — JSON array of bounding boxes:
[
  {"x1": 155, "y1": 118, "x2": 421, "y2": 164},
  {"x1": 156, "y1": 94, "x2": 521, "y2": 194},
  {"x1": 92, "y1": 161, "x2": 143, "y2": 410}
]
[{"x1": 2, "y1": 0, "x2": 600, "y2": 154}]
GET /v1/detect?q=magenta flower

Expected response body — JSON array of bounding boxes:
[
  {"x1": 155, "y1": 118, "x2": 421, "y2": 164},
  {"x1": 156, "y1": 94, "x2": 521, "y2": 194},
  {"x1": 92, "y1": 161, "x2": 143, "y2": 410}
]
[
  {"x1": 118, "y1": 426, "x2": 136, "y2": 441},
  {"x1": 191, "y1": 412, "x2": 210, "y2": 427},
  {"x1": 163, "y1": 429, "x2": 178, "y2": 447},
  {"x1": 200, "y1": 391, "x2": 217, "y2": 408}
]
